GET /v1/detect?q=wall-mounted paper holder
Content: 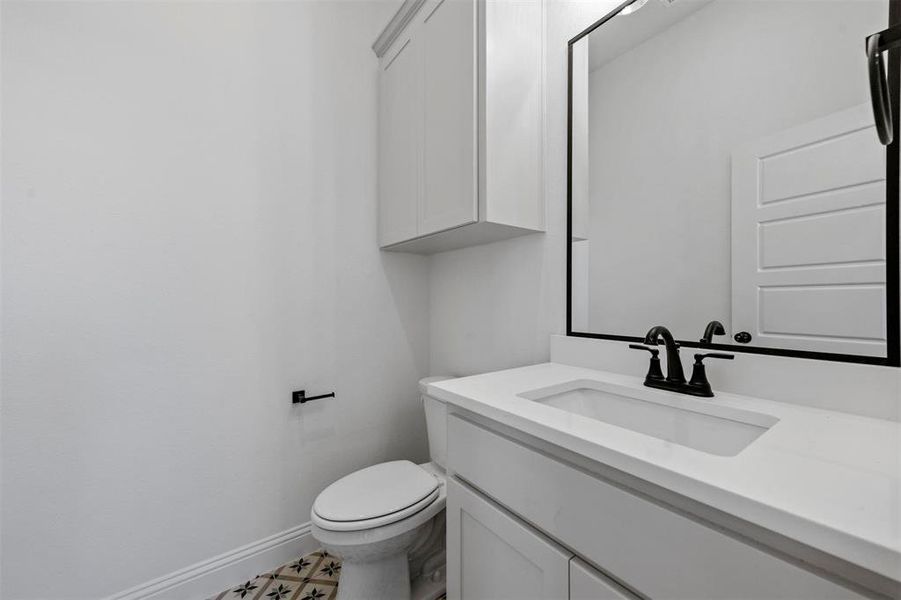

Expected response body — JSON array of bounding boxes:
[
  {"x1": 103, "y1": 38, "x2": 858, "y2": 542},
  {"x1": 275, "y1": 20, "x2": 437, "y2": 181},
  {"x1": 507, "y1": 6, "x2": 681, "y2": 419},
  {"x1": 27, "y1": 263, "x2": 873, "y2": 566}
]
[{"x1": 292, "y1": 390, "x2": 335, "y2": 404}]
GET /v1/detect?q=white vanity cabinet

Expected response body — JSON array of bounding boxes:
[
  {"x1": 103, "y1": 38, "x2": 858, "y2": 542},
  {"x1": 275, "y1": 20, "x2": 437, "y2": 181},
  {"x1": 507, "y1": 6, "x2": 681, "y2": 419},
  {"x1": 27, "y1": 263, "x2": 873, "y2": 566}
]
[
  {"x1": 570, "y1": 559, "x2": 636, "y2": 600},
  {"x1": 447, "y1": 476, "x2": 638, "y2": 600},
  {"x1": 373, "y1": 0, "x2": 545, "y2": 253},
  {"x1": 445, "y1": 412, "x2": 872, "y2": 600},
  {"x1": 446, "y1": 478, "x2": 571, "y2": 599}
]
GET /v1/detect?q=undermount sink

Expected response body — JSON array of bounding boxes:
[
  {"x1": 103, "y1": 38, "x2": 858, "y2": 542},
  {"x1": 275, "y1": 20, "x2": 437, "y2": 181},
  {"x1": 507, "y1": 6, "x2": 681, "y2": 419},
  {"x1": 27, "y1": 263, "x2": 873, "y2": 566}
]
[{"x1": 518, "y1": 379, "x2": 778, "y2": 456}]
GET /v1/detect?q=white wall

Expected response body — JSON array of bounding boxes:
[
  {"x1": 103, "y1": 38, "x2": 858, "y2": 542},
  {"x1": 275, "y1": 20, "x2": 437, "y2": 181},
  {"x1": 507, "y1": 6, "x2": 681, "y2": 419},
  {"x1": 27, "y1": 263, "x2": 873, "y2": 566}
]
[
  {"x1": 0, "y1": 2, "x2": 429, "y2": 598},
  {"x1": 584, "y1": 0, "x2": 886, "y2": 340}
]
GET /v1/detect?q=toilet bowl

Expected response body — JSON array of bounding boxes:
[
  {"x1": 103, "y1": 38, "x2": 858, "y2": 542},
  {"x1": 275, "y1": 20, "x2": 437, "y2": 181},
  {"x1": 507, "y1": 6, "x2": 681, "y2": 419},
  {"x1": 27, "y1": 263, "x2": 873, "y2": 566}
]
[{"x1": 311, "y1": 377, "x2": 451, "y2": 600}]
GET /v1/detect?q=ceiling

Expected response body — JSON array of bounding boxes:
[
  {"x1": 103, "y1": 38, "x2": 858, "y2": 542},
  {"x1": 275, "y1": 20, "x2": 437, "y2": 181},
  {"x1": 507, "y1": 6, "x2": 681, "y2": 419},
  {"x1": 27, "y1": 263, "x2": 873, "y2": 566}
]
[{"x1": 588, "y1": 0, "x2": 715, "y2": 71}]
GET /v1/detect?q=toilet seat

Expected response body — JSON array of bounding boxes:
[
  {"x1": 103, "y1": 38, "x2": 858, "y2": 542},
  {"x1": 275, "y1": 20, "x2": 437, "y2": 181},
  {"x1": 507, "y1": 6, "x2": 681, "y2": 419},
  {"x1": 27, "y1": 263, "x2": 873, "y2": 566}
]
[{"x1": 312, "y1": 460, "x2": 441, "y2": 532}]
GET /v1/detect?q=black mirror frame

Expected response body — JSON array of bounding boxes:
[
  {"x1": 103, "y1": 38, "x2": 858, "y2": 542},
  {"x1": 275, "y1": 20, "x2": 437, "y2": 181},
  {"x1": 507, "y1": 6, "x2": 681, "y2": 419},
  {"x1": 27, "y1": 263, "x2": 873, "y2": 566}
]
[{"x1": 566, "y1": 0, "x2": 901, "y2": 367}]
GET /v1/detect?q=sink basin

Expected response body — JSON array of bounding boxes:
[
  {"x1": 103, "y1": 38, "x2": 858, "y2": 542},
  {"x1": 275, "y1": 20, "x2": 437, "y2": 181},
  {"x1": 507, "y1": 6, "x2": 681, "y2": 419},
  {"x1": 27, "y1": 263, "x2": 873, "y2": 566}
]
[{"x1": 519, "y1": 379, "x2": 778, "y2": 456}]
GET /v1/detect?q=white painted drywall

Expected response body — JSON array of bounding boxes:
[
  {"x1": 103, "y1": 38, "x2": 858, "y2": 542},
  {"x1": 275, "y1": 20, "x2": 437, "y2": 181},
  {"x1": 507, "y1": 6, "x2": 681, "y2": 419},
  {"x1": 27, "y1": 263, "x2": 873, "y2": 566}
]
[
  {"x1": 0, "y1": 2, "x2": 428, "y2": 598},
  {"x1": 584, "y1": 0, "x2": 887, "y2": 340}
]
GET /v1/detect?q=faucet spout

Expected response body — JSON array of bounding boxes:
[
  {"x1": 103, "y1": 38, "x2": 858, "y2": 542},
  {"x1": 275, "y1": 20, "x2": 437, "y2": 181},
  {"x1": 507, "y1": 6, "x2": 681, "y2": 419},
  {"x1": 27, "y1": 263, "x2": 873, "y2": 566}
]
[{"x1": 643, "y1": 325, "x2": 685, "y2": 384}]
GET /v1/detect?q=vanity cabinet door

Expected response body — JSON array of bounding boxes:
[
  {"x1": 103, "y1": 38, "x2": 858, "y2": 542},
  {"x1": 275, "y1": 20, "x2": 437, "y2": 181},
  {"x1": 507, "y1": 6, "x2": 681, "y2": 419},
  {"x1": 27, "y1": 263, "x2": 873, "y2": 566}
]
[
  {"x1": 570, "y1": 558, "x2": 638, "y2": 600},
  {"x1": 378, "y1": 36, "x2": 422, "y2": 247},
  {"x1": 446, "y1": 477, "x2": 571, "y2": 600},
  {"x1": 419, "y1": 0, "x2": 478, "y2": 236}
]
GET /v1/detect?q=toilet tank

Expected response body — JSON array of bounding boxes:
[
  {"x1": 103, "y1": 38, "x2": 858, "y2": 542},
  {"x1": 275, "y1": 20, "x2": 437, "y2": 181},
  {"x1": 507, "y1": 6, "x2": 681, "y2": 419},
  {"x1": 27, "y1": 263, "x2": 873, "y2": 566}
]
[{"x1": 419, "y1": 376, "x2": 452, "y2": 470}]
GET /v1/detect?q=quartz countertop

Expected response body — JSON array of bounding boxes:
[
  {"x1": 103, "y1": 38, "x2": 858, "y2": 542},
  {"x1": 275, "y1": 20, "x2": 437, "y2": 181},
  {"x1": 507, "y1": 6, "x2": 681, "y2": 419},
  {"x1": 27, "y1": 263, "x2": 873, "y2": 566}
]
[{"x1": 428, "y1": 362, "x2": 901, "y2": 584}]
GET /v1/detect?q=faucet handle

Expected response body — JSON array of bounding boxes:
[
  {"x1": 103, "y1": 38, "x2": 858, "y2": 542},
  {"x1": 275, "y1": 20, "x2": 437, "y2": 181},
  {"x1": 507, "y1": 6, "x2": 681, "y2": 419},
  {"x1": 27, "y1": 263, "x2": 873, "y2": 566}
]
[
  {"x1": 648, "y1": 340, "x2": 681, "y2": 349},
  {"x1": 629, "y1": 343, "x2": 659, "y2": 357},
  {"x1": 688, "y1": 353, "x2": 734, "y2": 397},
  {"x1": 694, "y1": 352, "x2": 734, "y2": 362},
  {"x1": 629, "y1": 344, "x2": 665, "y2": 381}
]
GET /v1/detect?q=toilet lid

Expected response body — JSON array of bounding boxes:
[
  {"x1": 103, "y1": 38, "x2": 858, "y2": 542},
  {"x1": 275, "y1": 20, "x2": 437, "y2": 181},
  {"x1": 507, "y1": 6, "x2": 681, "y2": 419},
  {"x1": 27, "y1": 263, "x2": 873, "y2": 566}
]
[{"x1": 312, "y1": 460, "x2": 439, "y2": 528}]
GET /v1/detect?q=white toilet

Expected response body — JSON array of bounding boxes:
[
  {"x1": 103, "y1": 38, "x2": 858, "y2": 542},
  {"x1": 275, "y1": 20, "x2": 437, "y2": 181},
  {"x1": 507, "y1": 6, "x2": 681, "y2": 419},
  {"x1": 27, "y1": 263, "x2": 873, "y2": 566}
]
[{"x1": 311, "y1": 377, "x2": 450, "y2": 600}]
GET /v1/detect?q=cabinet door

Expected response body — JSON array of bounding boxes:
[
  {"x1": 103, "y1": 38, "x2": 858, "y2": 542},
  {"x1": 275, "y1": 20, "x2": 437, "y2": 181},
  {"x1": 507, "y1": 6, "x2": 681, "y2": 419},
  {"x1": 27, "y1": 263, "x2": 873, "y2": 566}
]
[
  {"x1": 420, "y1": 0, "x2": 478, "y2": 236},
  {"x1": 378, "y1": 37, "x2": 422, "y2": 247},
  {"x1": 446, "y1": 478, "x2": 571, "y2": 600},
  {"x1": 570, "y1": 558, "x2": 638, "y2": 600}
]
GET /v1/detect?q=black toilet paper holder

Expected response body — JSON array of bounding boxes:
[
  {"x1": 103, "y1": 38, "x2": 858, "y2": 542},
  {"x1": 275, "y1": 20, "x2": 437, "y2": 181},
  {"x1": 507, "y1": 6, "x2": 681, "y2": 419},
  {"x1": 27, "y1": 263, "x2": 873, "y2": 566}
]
[{"x1": 292, "y1": 390, "x2": 335, "y2": 404}]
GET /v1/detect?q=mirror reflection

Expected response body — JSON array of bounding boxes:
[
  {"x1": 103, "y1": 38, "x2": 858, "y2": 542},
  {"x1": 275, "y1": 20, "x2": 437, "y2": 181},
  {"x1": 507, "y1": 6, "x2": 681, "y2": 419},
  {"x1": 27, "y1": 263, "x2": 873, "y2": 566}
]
[{"x1": 569, "y1": 0, "x2": 894, "y2": 359}]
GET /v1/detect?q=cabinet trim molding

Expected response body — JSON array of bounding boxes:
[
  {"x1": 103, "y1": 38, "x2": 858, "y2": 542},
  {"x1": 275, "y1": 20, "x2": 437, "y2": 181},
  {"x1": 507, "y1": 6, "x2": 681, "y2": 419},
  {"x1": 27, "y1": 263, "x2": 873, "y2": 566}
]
[{"x1": 372, "y1": 0, "x2": 427, "y2": 58}]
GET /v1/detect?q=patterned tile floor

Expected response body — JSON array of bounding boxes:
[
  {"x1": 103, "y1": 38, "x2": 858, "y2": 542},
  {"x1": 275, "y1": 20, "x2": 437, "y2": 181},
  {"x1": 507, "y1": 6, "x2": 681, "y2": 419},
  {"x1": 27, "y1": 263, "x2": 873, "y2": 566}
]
[
  {"x1": 210, "y1": 549, "x2": 447, "y2": 600},
  {"x1": 210, "y1": 550, "x2": 340, "y2": 600}
]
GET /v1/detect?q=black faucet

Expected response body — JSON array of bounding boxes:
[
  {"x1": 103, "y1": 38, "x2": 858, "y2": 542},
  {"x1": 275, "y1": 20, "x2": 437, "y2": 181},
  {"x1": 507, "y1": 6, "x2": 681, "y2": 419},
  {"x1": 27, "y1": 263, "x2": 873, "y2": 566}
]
[
  {"x1": 629, "y1": 325, "x2": 734, "y2": 397},
  {"x1": 643, "y1": 325, "x2": 685, "y2": 384}
]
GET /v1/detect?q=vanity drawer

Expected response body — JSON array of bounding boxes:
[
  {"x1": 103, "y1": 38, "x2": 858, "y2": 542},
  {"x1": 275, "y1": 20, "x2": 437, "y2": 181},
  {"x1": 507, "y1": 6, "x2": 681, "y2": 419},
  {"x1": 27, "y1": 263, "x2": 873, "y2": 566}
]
[{"x1": 447, "y1": 414, "x2": 864, "y2": 600}]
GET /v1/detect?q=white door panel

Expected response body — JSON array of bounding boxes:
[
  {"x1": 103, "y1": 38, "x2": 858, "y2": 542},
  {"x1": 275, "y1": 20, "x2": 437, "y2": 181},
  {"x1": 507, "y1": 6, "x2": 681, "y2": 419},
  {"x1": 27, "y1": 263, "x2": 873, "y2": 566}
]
[
  {"x1": 759, "y1": 204, "x2": 885, "y2": 269},
  {"x1": 759, "y1": 285, "x2": 886, "y2": 341},
  {"x1": 732, "y1": 103, "x2": 887, "y2": 356},
  {"x1": 759, "y1": 126, "x2": 884, "y2": 204}
]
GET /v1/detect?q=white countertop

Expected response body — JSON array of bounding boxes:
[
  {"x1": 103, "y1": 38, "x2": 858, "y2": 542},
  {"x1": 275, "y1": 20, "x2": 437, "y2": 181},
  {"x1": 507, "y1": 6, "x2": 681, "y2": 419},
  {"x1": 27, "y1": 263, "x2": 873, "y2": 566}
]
[{"x1": 428, "y1": 362, "x2": 901, "y2": 583}]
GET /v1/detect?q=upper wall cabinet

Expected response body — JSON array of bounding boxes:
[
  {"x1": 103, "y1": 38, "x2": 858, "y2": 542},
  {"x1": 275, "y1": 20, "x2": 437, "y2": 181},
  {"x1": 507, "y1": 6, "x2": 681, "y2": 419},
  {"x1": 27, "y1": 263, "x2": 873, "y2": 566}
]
[{"x1": 374, "y1": 0, "x2": 545, "y2": 254}]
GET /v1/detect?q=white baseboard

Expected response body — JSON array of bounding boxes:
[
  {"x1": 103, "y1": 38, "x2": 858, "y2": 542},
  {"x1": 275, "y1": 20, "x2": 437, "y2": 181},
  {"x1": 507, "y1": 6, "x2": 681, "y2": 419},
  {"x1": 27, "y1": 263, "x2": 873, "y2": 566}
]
[{"x1": 107, "y1": 522, "x2": 317, "y2": 600}]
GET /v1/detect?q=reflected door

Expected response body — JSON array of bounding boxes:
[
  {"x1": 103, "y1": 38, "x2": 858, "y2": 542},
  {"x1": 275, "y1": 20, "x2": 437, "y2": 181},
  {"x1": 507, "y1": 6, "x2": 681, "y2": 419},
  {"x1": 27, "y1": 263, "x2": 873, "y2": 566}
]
[{"x1": 731, "y1": 103, "x2": 887, "y2": 357}]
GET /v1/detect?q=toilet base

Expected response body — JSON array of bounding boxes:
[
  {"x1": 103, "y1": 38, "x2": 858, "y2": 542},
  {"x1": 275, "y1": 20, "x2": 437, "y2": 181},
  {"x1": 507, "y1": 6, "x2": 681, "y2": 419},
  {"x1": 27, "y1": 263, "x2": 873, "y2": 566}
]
[
  {"x1": 315, "y1": 519, "x2": 432, "y2": 600},
  {"x1": 411, "y1": 566, "x2": 446, "y2": 600},
  {"x1": 409, "y1": 509, "x2": 446, "y2": 600},
  {"x1": 314, "y1": 508, "x2": 446, "y2": 600},
  {"x1": 338, "y1": 551, "x2": 411, "y2": 600}
]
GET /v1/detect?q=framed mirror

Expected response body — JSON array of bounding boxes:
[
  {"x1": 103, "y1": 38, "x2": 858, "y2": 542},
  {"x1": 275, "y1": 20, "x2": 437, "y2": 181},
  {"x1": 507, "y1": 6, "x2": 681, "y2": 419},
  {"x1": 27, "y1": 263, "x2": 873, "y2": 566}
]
[{"x1": 567, "y1": 0, "x2": 901, "y2": 366}]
